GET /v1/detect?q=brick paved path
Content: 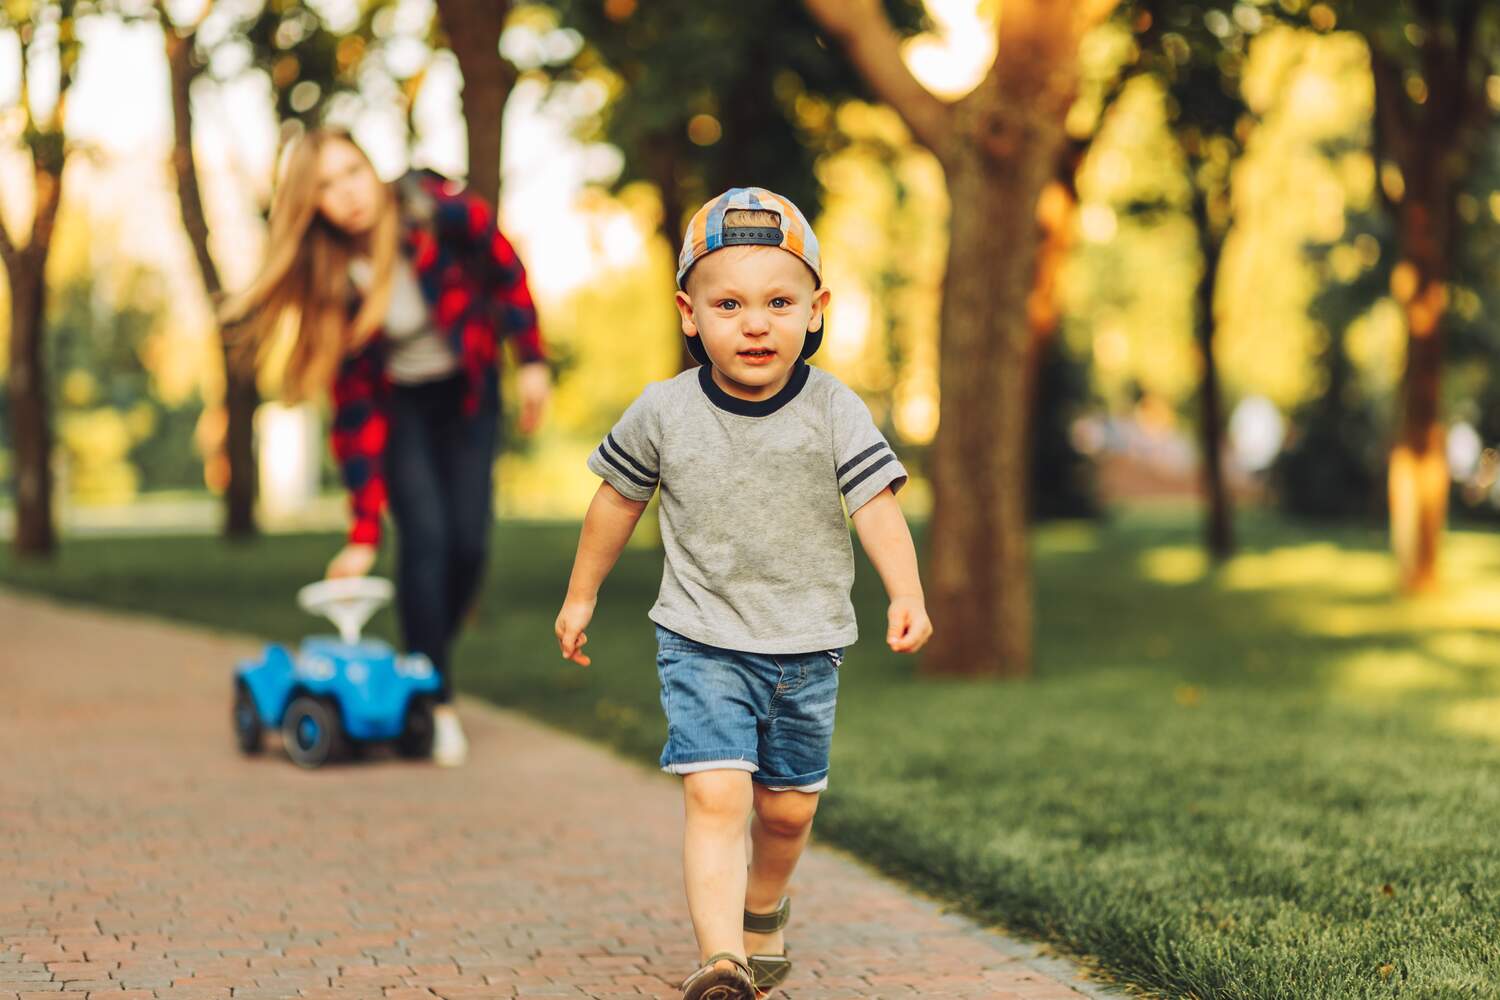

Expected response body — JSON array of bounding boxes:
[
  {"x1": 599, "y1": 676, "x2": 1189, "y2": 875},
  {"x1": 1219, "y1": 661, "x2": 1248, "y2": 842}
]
[{"x1": 0, "y1": 592, "x2": 1117, "y2": 1000}]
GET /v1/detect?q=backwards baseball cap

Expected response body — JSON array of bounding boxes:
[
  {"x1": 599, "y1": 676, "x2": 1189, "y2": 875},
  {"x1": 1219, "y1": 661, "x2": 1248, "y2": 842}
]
[
  {"x1": 676, "y1": 187, "x2": 824, "y2": 366},
  {"x1": 678, "y1": 187, "x2": 822, "y2": 288}
]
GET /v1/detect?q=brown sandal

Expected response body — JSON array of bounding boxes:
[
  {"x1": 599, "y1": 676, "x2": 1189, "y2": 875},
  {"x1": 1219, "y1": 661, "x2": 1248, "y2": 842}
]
[
  {"x1": 744, "y1": 897, "x2": 791, "y2": 997},
  {"x1": 680, "y1": 952, "x2": 755, "y2": 1000}
]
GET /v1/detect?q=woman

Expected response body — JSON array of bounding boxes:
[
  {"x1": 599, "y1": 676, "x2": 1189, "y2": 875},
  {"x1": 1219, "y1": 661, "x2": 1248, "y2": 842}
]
[{"x1": 221, "y1": 128, "x2": 551, "y2": 766}]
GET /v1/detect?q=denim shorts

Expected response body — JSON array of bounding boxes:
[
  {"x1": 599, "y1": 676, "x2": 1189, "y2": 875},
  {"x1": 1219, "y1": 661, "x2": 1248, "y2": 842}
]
[{"x1": 655, "y1": 625, "x2": 842, "y2": 792}]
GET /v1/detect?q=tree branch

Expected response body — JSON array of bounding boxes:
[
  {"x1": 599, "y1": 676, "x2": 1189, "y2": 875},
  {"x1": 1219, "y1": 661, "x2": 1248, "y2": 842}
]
[
  {"x1": 1448, "y1": 0, "x2": 1487, "y2": 133},
  {"x1": 157, "y1": 0, "x2": 223, "y2": 297},
  {"x1": 28, "y1": 156, "x2": 65, "y2": 265},
  {"x1": 0, "y1": 212, "x2": 16, "y2": 266},
  {"x1": 1368, "y1": 43, "x2": 1414, "y2": 180},
  {"x1": 801, "y1": 0, "x2": 954, "y2": 155}
]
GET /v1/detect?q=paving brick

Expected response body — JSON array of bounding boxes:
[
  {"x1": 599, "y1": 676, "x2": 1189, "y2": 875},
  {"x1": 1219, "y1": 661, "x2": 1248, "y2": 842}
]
[{"x1": 0, "y1": 591, "x2": 1119, "y2": 1000}]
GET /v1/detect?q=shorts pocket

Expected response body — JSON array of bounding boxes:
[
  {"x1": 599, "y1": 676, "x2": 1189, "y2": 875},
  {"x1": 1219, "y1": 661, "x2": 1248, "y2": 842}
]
[{"x1": 826, "y1": 649, "x2": 845, "y2": 669}]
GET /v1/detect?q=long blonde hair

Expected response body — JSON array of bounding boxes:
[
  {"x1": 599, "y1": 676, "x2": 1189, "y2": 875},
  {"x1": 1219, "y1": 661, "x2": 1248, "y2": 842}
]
[{"x1": 219, "y1": 127, "x2": 398, "y2": 402}]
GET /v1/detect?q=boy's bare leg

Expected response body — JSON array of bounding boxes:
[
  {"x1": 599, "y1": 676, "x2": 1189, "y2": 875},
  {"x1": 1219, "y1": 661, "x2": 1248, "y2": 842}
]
[
  {"x1": 683, "y1": 770, "x2": 756, "y2": 966},
  {"x1": 744, "y1": 786, "x2": 820, "y2": 957}
]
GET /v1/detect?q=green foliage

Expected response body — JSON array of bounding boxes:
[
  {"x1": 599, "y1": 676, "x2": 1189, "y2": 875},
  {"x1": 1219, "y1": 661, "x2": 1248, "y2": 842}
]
[
  {"x1": 1276, "y1": 199, "x2": 1393, "y2": 520},
  {"x1": 0, "y1": 273, "x2": 203, "y2": 501},
  {"x1": 539, "y1": 0, "x2": 927, "y2": 227},
  {"x1": 9, "y1": 512, "x2": 1500, "y2": 998},
  {"x1": 185, "y1": 0, "x2": 410, "y2": 129}
]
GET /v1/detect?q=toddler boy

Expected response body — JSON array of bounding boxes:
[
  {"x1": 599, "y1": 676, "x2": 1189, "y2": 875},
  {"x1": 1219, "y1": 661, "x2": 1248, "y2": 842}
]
[{"x1": 554, "y1": 188, "x2": 932, "y2": 999}]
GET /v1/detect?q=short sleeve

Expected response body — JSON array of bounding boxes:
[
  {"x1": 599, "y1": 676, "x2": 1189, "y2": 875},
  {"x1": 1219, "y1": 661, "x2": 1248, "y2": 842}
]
[
  {"x1": 587, "y1": 386, "x2": 661, "y2": 502},
  {"x1": 830, "y1": 382, "x2": 908, "y2": 514}
]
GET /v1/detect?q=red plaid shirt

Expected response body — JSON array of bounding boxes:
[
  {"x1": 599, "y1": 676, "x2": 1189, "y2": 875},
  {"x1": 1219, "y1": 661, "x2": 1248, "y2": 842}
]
[{"x1": 330, "y1": 172, "x2": 545, "y2": 546}]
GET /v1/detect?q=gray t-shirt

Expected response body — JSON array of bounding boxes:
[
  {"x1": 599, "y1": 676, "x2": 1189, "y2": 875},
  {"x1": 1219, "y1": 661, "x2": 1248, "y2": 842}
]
[{"x1": 588, "y1": 363, "x2": 907, "y2": 654}]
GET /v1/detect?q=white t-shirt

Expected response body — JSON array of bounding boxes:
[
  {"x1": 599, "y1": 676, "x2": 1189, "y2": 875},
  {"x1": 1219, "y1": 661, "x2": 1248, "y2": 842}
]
[{"x1": 349, "y1": 256, "x2": 459, "y2": 385}]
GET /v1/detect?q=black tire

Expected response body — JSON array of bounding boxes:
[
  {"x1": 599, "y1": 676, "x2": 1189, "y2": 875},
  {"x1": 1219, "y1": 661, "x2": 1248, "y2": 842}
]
[
  {"x1": 233, "y1": 679, "x2": 263, "y2": 755},
  {"x1": 281, "y1": 694, "x2": 346, "y2": 768},
  {"x1": 396, "y1": 695, "x2": 435, "y2": 759}
]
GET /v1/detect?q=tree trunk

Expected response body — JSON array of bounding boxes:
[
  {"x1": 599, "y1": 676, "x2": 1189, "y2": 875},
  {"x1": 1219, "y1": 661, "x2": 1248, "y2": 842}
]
[
  {"x1": 1387, "y1": 189, "x2": 1452, "y2": 593},
  {"x1": 1025, "y1": 171, "x2": 1078, "y2": 426},
  {"x1": 435, "y1": 0, "x2": 515, "y2": 209},
  {"x1": 804, "y1": 0, "x2": 1116, "y2": 677},
  {"x1": 165, "y1": 23, "x2": 259, "y2": 539},
  {"x1": 924, "y1": 65, "x2": 1077, "y2": 677},
  {"x1": 5, "y1": 253, "x2": 55, "y2": 558},
  {"x1": 1365, "y1": 9, "x2": 1484, "y2": 593},
  {"x1": 1191, "y1": 190, "x2": 1234, "y2": 561}
]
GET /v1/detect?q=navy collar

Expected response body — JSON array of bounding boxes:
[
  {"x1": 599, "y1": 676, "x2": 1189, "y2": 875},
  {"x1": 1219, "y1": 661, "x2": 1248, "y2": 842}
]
[{"x1": 698, "y1": 362, "x2": 810, "y2": 417}]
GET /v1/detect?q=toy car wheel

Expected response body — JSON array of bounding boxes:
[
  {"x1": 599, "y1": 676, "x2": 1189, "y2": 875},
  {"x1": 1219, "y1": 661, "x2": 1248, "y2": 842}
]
[
  {"x1": 281, "y1": 694, "x2": 346, "y2": 768},
  {"x1": 233, "y1": 679, "x2": 263, "y2": 755},
  {"x1": 397, "y1": 696, "x2": 435, "y2": 759}
]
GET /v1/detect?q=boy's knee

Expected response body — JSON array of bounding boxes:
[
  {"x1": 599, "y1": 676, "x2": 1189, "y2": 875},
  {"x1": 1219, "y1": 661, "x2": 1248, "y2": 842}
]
[
  {"x1": 754, "y1": 788, "x2": 819, "y2": 837},
  {"x1": 683, "y1": 770, "x2": 753, "y2": 822}
]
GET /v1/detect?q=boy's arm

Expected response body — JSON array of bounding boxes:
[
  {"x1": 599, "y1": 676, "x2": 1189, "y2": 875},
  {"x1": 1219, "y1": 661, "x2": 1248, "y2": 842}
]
[
  {"x1": 555, "y1": 482, "x2": 651, "y2": 665},
  {"x1": 850, "y1": 488, "x2": 933, "y2": 653}
]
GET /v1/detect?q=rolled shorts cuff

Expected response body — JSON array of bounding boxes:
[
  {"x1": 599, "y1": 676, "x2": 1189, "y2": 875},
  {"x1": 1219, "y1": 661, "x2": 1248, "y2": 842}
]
[
  {"x1": 661, "y1": 750, "x2": 759, "y2": 776},
  {"x1": 753, "y1": 768, "x2": 828, "y2": 792}
]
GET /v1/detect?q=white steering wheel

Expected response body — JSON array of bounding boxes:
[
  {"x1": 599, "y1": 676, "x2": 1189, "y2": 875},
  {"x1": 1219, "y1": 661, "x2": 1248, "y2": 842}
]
[{"x1": 297, "y1": 577, "x2": 394, "y2": 645}]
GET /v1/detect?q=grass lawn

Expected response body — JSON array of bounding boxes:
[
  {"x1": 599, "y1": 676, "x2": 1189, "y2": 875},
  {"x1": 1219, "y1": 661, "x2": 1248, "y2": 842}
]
[{"x1": 4, "y1": 507, "x2": 1499, "y2": 999}]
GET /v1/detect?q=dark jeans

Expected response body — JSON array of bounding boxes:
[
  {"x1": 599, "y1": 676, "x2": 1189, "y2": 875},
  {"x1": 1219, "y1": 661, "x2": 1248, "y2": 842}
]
[{"x1": 385, "y1": 374, "x2": 498, "y2": 703}]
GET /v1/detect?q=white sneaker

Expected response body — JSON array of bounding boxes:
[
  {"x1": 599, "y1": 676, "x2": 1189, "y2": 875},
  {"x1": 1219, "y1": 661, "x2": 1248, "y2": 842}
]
[{"x1": 432, "y1": 706, "x2": 468, "y2": 767}]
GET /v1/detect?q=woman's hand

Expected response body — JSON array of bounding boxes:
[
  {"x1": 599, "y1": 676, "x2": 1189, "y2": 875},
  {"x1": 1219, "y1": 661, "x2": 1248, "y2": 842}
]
[
  {"x1": 517, "y1": 362, "x2": 551, "y2": 435},
  {"x1": 327, "y1": 543, "x2": 378, "y2": 579},
  {"x1": 555, "y1": 596, "x2": 597, "y2": 667}
]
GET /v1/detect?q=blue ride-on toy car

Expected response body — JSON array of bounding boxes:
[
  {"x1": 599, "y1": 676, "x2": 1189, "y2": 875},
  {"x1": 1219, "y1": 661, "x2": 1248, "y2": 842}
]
[{"x1": 233, "y1": 577, "x2": 442, "y2": 768}]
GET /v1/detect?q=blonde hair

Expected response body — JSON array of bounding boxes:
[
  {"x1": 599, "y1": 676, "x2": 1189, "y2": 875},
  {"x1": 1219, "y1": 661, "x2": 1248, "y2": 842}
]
[
  {"x1": 218, "y1": 127, "x2": 397, "y2": 403},
  {"x1": 723, "y1": 209, "x2": 780, "y2": 228}
]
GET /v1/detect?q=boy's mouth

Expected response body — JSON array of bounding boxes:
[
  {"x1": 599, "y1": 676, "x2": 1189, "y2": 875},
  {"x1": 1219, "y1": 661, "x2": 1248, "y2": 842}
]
[{"x1": 738, "y1": 347, "x2": 777, "y2": 366}]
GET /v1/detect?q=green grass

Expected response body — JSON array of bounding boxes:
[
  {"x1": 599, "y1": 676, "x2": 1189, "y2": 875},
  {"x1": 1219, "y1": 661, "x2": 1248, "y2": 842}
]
[{"x1": 5, "y1": 509, "x2": 1500, "y2": 999}]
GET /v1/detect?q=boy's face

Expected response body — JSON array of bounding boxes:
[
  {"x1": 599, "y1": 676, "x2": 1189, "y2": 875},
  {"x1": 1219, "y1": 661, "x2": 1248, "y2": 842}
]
[{"x1": 676, "y1": 246, "x2": 830, "y2": 400}]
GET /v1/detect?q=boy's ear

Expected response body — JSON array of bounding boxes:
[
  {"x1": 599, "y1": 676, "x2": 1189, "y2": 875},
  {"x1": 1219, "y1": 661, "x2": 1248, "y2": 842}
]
[
  {"x1": 674, "y1": 290, "x2": 698, "y2": 337},
  {"x1": 808, "y1": 286, "x2": 832, "y2": 334}
]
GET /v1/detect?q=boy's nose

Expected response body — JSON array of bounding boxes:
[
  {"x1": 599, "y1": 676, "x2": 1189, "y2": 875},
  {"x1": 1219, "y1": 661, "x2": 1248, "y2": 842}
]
[{"x1": 741, "y1": 311, "x2": 770, "y2": 335}]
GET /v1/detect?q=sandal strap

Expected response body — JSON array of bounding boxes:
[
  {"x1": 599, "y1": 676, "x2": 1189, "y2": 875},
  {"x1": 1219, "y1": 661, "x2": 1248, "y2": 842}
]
[
  {"x1": 743, "y1": 896, "x2": 791, "y2": 933},
  {"x1": 686, "y1": 952, "x2": 753, "y2": 983}
]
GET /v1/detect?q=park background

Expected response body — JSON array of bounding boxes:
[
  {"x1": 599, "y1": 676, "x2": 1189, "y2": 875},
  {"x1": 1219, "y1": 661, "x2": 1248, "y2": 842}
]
[{"x1": 3, "y1": 1, "x2": 1500, "y2": 998}]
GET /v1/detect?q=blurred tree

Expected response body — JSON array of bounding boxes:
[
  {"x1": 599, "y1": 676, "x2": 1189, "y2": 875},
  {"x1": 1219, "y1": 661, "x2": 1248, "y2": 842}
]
[
  {"x1": 1120, "y1": 0, "x2": 1272, "y2": 560},
  {"x1": 1275, "y1": 206, "x2": 1393, "y2": 517},
  {"x1": 542, "y1": 0, "x2": 926, "y2": 370},
  {"x1": 1028, "y1": 141, "x2": 1101, "y2": 522},
  {"x1": 0, "y1": 0, "x2": 88, "y2": 558},
  {"x1": 39, "y1": 273, "x2": 202, "y2": 502},
  {"x1": 151, "y1": 0, "x2": 395, "y2": 538},
  {"x1": 1333, "y1": 0, "x2": 1499, "y2": 591},
  {"x1": 806, "y1": 0, "x2": 1119, "y2": 677},
  {"x1": 434, "y1": 0, "x2": 515, "y2": 208},
  {"x1": 156, "y1": 1, "x2": 254, "y2": 538}
]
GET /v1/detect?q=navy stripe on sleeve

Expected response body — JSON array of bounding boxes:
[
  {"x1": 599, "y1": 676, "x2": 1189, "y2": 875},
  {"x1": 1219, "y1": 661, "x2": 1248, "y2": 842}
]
[
  {"x1": 840, "y1": 453, "x2": 898, "y2": 496},
  {"x1": 606, "y1": 432, "x2": 657, "y2": 479},
  {"x1": 837, "y1": 442, "x2": 888, "y2": 480},
  {"x1": 597, "y1": 446, "x2": 656, "y2": 489}
]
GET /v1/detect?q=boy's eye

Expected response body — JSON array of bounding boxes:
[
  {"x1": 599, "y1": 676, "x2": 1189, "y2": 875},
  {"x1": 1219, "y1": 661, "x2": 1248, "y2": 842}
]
[
  {"x1": 770, "y1": 297, "x2": 792, "y2": 309},
  {"x1": 716, "y1": 299, "x2": 739, "y2": 311}
]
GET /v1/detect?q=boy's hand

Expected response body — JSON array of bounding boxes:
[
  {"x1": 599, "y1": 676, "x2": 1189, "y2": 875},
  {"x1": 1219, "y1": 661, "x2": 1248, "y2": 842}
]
[
  {"x1": 555, "y1": 597, "x2": 597, "y2": 666},
  {"x1": 887, "y1": 596, "x2": 933, "y2": 653}
]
